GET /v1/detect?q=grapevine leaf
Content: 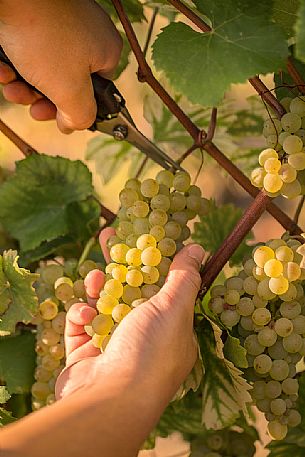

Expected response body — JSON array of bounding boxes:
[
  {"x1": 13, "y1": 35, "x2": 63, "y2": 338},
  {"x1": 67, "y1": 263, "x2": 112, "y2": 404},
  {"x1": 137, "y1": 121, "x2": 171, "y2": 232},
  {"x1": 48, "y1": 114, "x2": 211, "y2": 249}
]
[
  {"x1": 0, "y1": 386, "x2": 10, "y2": 404},
  {"x1": 0, "y1": 331, "x2": 36, "y2": 394},
  {"x1": 7, "y1": 393, "x2": 32, "y2": 419},
  {"x1": 66, "y1": 199, "x2": 100, "y2": 242},
  {"x1": 0, "y1": 251, "x2": 38, "y2": 335},
  {"x1": 0, "y1": 407, "x2": 16, "y2": 426},
  {"x1": 192, "y1": 200, "x2": 254, "y2": 266},
  {"x1": 296, "y1": 0, "x2": 305, "y2": 63},
  {"x1": 274, "y1": 54, "x2": 305, "y2": 99},
  {"x1": 0, "y1": 154, "x2": 93, "y2": 252},
  {"x1": 19, "y1": 236, "x2": 72, "y2": 267},
  {"x1": 197, "y1": 319, "x2": 252, "y2": 430},
  {"x1": 223, "y1": 334, "x2": 249, "y2": 369},
  {"x1": 272, "y1": 0, "x2": 300, "y2": 37},
  {"x1": 152, "y1": 1, "x2": 288, "y2": 106}
]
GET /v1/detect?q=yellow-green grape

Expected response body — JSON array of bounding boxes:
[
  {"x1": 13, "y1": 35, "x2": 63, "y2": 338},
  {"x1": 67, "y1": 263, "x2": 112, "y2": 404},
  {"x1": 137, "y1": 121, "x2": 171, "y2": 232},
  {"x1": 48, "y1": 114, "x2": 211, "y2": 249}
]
[
  {"x1": 126, "y1": 269, "x2": 143, "y2": 287},
  {"x1": 288, "y1": 152, "x2": 305, "y2": 170},
  {"x1": 269, "y1": 276, "x2": 289, "y2": 295},
  {"x1": 73, "y1": 279, "x2": 86, "y2": 299},
  {"x1": 117, "y1": 221, "x2": 133, "y2": 239},
  {"x1": 292, "y1": 315, "x2": 305, "y2": 333},
  {"x1": 281, "y1": 180, "x2": 302, "y2": 198},
  {"x1": 172, "y1": 211, "x2": 188, "y2": 226},
  {"x1": 158, "y1": 238, "x2": 177, "y2": 257},
  {"x1": 122, "y1": 285, "x2": 141, "y2": 304},
  {"x1": 112, "y1": 304, "x2": 131, "y2": 323},
  {"x1": 49, "y1": 343, "x2": 65, "y2": 360},
  {"x1": 242, "y1": 276, "x2": 258, "y2": 295},
  {"x1": 97, "y1": 294, "x2": 118, "y2": 314},
  {"x1": 281, "y1": 283, "x2": 298, "y2": 302},
  {"x1": 133, "y1": 218, "x2": 150, "y2": 235},
  {"x1": 125, "y1": 178, "x2": 141, "y2": 193},
  {"x1": 41, "y1": 328, "x2": 60, "y2": 346},
  {"x1": 51, "y1": 312, "x2": 66, "y2": 334},
  {"x1": 78, "y1": 260, "x2": 97, "y2": 278},
  {"x1": 111, "y1": 265, "x2": 127, "y2": 282},
  {"x1": 136, "y1": 234, "x2": 157, "y2": 250},
  {"x1": 275, "y1": 246, "x2": 294, "y2": 262},
  {"x1": 141, "y1": 284, "x2": 161, "y2": 299},
  {"x1": 54, "y1": 277, "x2": 74, "y2": 302},
  {"x1": 186, "y1": 195, "x2": 201, "y2": 212},
  {"x1": 252, "y1": 265, "x2": 267, "y2": 281},
  {"x1": 131, "y1": 298, "x2": 147, "y2": 307},
  {"x1": 32, "y1": 382, "x2": 51, "y2": 400},
  {"x1": 107, "y1": 235, "x2": 121, "y2": 249},
  {"x1": 254, "y1": 246, "x2": 275, "y2": 267},
  {"x1": 264, "y1": 259, "x2": 283, "y2": 278},
  {"x1": 122, "y1": 248, "x2": 140, "y2": 268},
  {"x1": 39, "y1": 299, "x2": 58, "y2": 320},
  {"x1": 41, "y1": 264, "x2": 64, "y2": 286},
  {"x1": 104, "y1": 279, "x2": 123, "y2": 299},
  {"x1": 274, "y1": 317, "x2": 293, "y2": 337},
  {"x1": 156, "y1": 169, "x2": 174, "y2": 187},
  {"x1": 264, "y1": 158, "x2": 281, "y2": 173},
  {"x1": 132, "y1": 201, "x2": 149, "y2": 218},
  {"x1": 281, "y1": 112, "x2": 302, "y2": 133},
  {"x1": 283, "y1": 135, "x2": 303, "y2": 154},
  {"x1": 105, "y1": 263, "x2": 117, "y2": 275},
  {"x1": 158, "y1": 257, "x2": 172, "y2": 276},
  {"x1": 141, "y1": 179, "x2": 159, "y2": 198},
  {"x1": 224, "y1": 289, "x2": 240, "y2": 305},
  {"x1": 179, "y1": 226, "x2": 191, "y2": 242},
  {"x1": 158, "y1": 184, "x2": 170, "y2": 196},
  {"x1": 259, "y1": 148, "x2": 278, "y2": 166},
  {"x1": 266, "y1": 134, "x2": 280, "y2": 149},
  {"x1": 279, "y1": 164, "x2": 297, "y2": 183},
  {"x1": 141, "y1": 247, "x2": 162, "y2": 266},
  {"x1": 92, "y1": 333, "x2": 106, "y2": 348},
  {"x1": 110, "y1": 243, "x2": 129, "y2": 263},
  {"x1": 92, "y1": 314, "x2": 113, "y2": 335},
  {"x1": 173, "y1": 171, "x2": 191, "y2": 192},
  {"x1": 163, "y1": 221, "x2": 181, "y2": 240},
  {"x1": 149, "y1": 225, "x2": 165, "y2": 242},
  {"x1": 254, "y1": 354, "x2": 272, "y2": 374},
  {"x1": 290, "y1": 96, "x2": 305, "y2": 116},
  {"x1": 117, "y1": 207, "x2": 128, "y2": 220},
  {"x1": 119, "y1": 188, "x2": 138, "y2": 207},
  {"x1": 263, "y1": 119, "x2": 282, "y2": 136},
  {"x1": 220, "y1": 309, "x2": 240, "y2": 327},
  {"x1": 41, "y1": 355, "x2": 60, "y2": 371},
  {"x1": 141, "y1": 265, "x2": 160, "y2": 284},
  {"x1": 35, "y1": 367, "x2": 53, "y2": 382},
  {"x1": 252, "y1": 308, "x2": 271, "y2": 326},
  {"x1": 263, "y1": 174, "x2": 283, "y2": 193},
  {"x1": 252, "y1": 167, "x2": 266, "y2": 186},
  {"x1": 170, "y1": 193, "x2": 186, "y2": 211},
  {"x1": 125, "y1": 233, "x2": 138, "y2": 247},
  {"x1": 150, "y1": 194, "x2": 170, "y2": 211},
  {"x1": 84, "y1": 324, "x2": 94, "y2": 336},
  {"x1": 257, "y1": 278, "x2": 276, "y2": 300},
  {"x1": 268, "y1": 421, "x2": 288, "y2": 440},
  {"x1": 35, "y1": 341, "x2": 49, "y2": 357},
  {"x1": 287, "y1": 409, "x2": 302, "y2": 427},
  {"x1": 149, "y1": 209, "x2": 168, "y2": 226}
]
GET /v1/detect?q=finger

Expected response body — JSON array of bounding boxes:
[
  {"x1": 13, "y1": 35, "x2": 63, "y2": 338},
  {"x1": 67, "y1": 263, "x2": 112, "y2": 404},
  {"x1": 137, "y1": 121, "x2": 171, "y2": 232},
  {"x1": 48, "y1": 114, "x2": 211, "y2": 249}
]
[
  {"x1": 156, "y1": 244, "x2": 204, "y2": 311},
  {"x1": 66, "y1": 303, "x2": 97, "y2": 337},
  {"x1": 0, "y1": 62, "x2": 16, "y2": 84},
  {"x1": 30, "y1": 98, "x2": 57, "y2": 121},
  {"x1": 2, "y1": 81, "x2": 41, "y2": 105},
  {"x1": 65, "y1": 339, "x2": 100, "y2": 367},
  {"x1": 84, "y1": 269, "x2": 105, "y2": 300},
  {"x1": 99, "y1": 227, "x2": 116, "y2": 264}
]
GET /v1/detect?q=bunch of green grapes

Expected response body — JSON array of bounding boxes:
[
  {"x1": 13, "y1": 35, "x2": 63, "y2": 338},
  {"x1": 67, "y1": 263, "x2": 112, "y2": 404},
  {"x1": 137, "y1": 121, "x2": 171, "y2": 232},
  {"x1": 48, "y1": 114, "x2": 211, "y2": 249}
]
[
  {"x1": 190, "y1": 430, "x2": 256, "y2": 457},
  {"x1": 85, "y1": 170, "x2": 208, "y2": 351},
  {"x1": 251, "y1": 95, "x2": 305, "y2": 198},
  {"x1": 31, "y1": 259, "x2": 99, "y2": 410},
  {"x1": 209, "y1": 237, "x2": 305, "y2": 440}
]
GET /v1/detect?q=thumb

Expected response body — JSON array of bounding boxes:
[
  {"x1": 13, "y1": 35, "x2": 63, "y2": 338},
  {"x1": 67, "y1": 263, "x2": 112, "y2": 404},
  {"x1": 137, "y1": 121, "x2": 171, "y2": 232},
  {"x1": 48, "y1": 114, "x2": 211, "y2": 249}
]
[{"x1": 157, "y1": 244, "x2": 205, "y2": 310}]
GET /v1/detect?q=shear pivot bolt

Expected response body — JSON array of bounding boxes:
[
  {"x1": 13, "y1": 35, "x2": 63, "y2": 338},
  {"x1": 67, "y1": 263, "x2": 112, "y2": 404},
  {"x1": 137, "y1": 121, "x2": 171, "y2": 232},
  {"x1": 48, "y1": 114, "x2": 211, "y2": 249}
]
[{"x1": 113, "y1": 125, "x2": 128, "y2": 141}]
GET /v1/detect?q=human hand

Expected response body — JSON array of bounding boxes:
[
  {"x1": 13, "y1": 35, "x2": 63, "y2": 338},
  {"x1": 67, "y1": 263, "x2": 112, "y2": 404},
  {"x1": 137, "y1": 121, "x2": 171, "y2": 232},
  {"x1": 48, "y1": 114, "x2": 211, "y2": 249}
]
[
  {"x1": 0, "y1": 0, "x2": 122, "y2": 132},
  {"x1": 56, "y1": 227, "x2": 204, "y2": 401}
]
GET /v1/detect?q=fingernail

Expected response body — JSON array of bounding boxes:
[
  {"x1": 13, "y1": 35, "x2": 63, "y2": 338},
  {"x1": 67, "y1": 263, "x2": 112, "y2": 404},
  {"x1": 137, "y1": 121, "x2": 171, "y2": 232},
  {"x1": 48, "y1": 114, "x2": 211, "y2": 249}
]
[{"x1": 187, "y1": 244, "x2": 205, "y2": 267}]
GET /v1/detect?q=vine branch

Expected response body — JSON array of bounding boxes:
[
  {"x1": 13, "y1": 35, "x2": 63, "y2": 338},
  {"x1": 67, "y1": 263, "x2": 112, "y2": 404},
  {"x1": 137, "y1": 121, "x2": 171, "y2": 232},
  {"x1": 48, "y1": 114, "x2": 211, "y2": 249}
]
[
  {"x1": 167, "y1": 0, "x2": 211, "y2": 32},
  {"x1": 294, "y1": 195, "x2": 305, "y2": 225},
  {"x1": 0, "y1": 118, "x2": 38, "y2": 156},
  {"x1": 286, "y1": 57, "x2": 305, "y2": 95},
  {"x1": 248, "y1": 76, "x2": 286, "y2": 118}
]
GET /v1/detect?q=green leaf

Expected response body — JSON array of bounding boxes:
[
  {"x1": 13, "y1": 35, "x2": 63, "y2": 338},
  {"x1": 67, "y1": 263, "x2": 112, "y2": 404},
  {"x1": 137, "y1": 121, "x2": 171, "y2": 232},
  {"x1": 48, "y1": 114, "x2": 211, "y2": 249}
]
[
  {"x1": 0, "y1": 406, "x2": 16, "y2": 426},
  {"x1": 296, "y1": 0, "x2": 305, "y2": 62},
  {"x1": 197, "y1": 319, "x2": 252, "y2": 430},
  {"x1": 273, "y1": 0, "x2": 300, "y2": 37},
  {"x1": 152, "y1": 1, "x2": 288, "y2": 106},
  {"x1": 0, "y1": 331, "x2": 36, "y2": 394},
  {"x1": 0, "y1": 154, "x2": 93, "y2": 252},
  {"x1": 192, "y1": 201, "x2": 254, "y2": 267},
  {"x1": 0, "y1": 251, "x2": 38, "y2": 335},
  {"x1": 274, "y1": 54, "x2": 305, "y2": 99},
  {"x1": 223, "y1": 334, "x2": 248, "y2": 369},
  {"x1": 7, "y1": 393, "x2": 32, "y2": 419},
  {"x1": 0, "y1": 386, "x2": 10, "y2": 404},
  {"x1": 19, "y1": 236, "x2": 72, "y2": 267}
]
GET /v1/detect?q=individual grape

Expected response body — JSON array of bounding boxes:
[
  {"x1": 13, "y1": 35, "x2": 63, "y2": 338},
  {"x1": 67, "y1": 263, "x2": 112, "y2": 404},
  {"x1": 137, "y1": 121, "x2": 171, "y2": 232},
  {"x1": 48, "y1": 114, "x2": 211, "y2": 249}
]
[
  {"x1": 41, "y1": 328, "x2": 60, "y2": 346},
  {"x1": 186, "y1": 195, "x2": 201, "y2": 212},
  {"x1": 39, "y1": 299, "x2": 58, "y2": 320},
  {"x1": 91, "y1": 314, "x2": 113, "y2": 335},
  {"x1": 41, "y1": 264, "x2": 64, "y2": 286},
  {"x1": 169, "y1": 192, "x2": 186, "y2": 212},
  {"x1": 240, "y1": 316, "x2": 254, "y2": 331},
  {"x1": 164, "y1": 221, "x2": 182, "y2": 240},
  {"x1": 155, "y1": 169, "x2": 174, "y2": 187},
  {"x1": 31, "y1": 382, "x2": 51, "y2": 401},
  {"x1": 73, "y1": 279, "x2": 86, "y2": 299},
  {"x1": 97, "y1": 294, "x2": 118, "y2": 314},
  {"x1": 269, "y1": 276, "x2": 289, "y2": 295},
  {"x1": 173, "y1": 171, "x2": 191, "y2": 192},
  {"x1": 283, "y1": 333, "x2": 303, "y2": 353},
  {"x1": 244, "y1": 335, "x2": 265, "y2": 356},
  {"x1": 92, "y1": 333, "x2": 106, "y2": 349},
  {"x1": 223, "y1": 289, "x2": 239, "y2": 306},
  {"x1": 107, "y1": 235, "x2": 121, "y2": 249},
  {"x1": 263, "y1": 118, "x2": 282, "y2": 136},
  {"x1": 280, "y1": 283, "x2": 298, "y2": 302},
  {"x1": 111, "y1": 265, "x2": 127, "y2": 283},
  {"x1": 283, "y1": 262, "x2": 301, "y2": 282},
  {"x1": 149, "y1": 225, "x2": 165, "y2": 242},
  {"x1": 270, "y1": 360, "x2": 289, "y2": 381},
  {"x1": 224, "y1": 277, "x2": 243, "y2": 292},
  {"x1": 132, "y1": 201, "x2": 149, "y2": 218},
  {"x1": 158, "y1": 238, "x2": 176, "y2": 257},
  {"x1": 283, "y1": 135, "x2": 303, "y2": 154},
  {"x1": 282, "y1": 378, "x2": 299, "y2": 395},
  {"x1": 264, "y1": 259, "x2": 283, "y2": 278},
  {"x1": 258, "y1": 327, "x2": 277, "y2": 347},
  {"x1": 281, "y1": 180, "x2": 302, "y2": 199},
  {"x1": 141, "y1": 284, "x2": 160, "y2": 299},
  {"x1": 141, "y1": 247, "x2": 162, "y2": 266},
  {"x1": 131, "y1": 298, "x2": 147, "y2": 308},
  {"x1": 252, "y1": 380, "x2": 266, "y2": 400},
  {"x1": 141, "y1": 266, "x2": 159, "y2": 284},
  {"x1": 116, "y1": 221, "x2": 133, "y2": 240},
  {"x1": 268, "y1": 340, "x2": 288, "y2": 360},
  {"x1": 54, "y1": 277, "x2": 74, "y2": 302},
  {"x1": 297, "y1": 128, "x2": 305, "y2": 142},
  {"x1": 266, "y1": 134, "x2": 280, "y2": 149},
  {"x1": 287, "y1": 409, "x2": 302, "y2": 427},
  {"x1": 264, "y1": 158, "x2": 281, "y2": 173},
  {"x1": 280, "y1": 301, "x2": 301, "y2": 319},
  {"x1": 279, "y1": 163, "x2": 297, "y2": 183},
  {"x1": 148, "y1": 209, "x2": 168, "y2": 226},
  {"x1": 125, "y1": 269, "x2": 143, "y2": 287},
  {"x1": 209, "y1": 297, "x2": 224, "y2": 314},
  {"x1": 172, "y1": 211, "x2": 189, "y2": 226},
  {"x1": 281, "y1": 112, "x2": 302, "y2": 133},
  {"x1": 133, "y1": 218, "x2": 150, "y2": 235},
  {"x1": 256, "y1": 398, "x2": 271, "y2": 413},
  {"x1": 150, "y1": 194, "x2": 170, "y2": 212},
  {"x1": 110, "y1": 243, "x2": 129, "y2": 263},
  {"x1": 251, "y1": 167, "x2": 266, "y2": 187},
  {"x1": 263, "y1": 173, "x2": 283, "y2": 193},
  {"x1": 252, "y1": 308, "x2": 271, "y2": 326},
  {"x1": 78, "y1": 260, "x2": 97, "y2": 278},
  {"x1": 265, "y1": 380, "x2": 282, "y2": 399},
  {"x1": 254, "y1": 354, "x2": 272, "y2": 374},
  {"x1": 220, "y1": 309, "x2": 240, "y2": 327},
  {"x1": 288, "y1": 152, "x2": 305, "y2": 170},
  {"x1": 236, "y1": 297, "x2": 254, "y2": 316},
  {"x1": 254, "y1": 246, "x2": 275, "y2": 267},
  {"x1": 289, "y1": 96, "x2": 305, "y2": 116},
  {"x1": 125, "y1": 178, "x2": 141, "y2": 193},
  {"x1": 278, "y1": 131, "x2": 290, "y2": 145},
  {"x1": 270, "y1": 398, "x2": 287, "y2": 416},
  {"x1": 122, "y1": 285, "x2": 141, "y2": 304},
  {"x1": 41, "y1": 355, "x2": 60, "y2": 372},
  {"x1": 125, "y1": 233, "x2": 137, "y2": 247},
  {"x1": 157, "y1": 257, "x2": 172, "y2": 276},
  {"x1": 252, "y1": 265, "x2": 267, "y2": 281},
  {"x1": 136, "y1": 234, "x2": 157, "y2": 250},
  {"x1": 292, "y1": 314, "x2": 305, "y2": 333},
  {"x1": 104, "y1": 279, "x2": 123, "y2": 299},
  {"x1": 119, "y1": 188, "x2": 138, "y2": 207},
  {"x1": 84, "y1": 324, "x2": 94, "y2": 336},
  {"x1": 274, "y1": 318, "x2": 293, "y2": 337},
  {"x1": 259, "y1": 148, "x2": 278, "y2": 166},
  {"x1": 268, "y1": 421, "x2": 288, "y2": 440},
  {"x1": 112, "y1": 304, "x2": 131, "y2": 323},
  {"x1": 141, "y1": 179, "x2": 159, "y2": 198},
  {"x1": 252, "y1": 294, "x2": 267, "y2": 308},
  {"x1": 126, "y1": 248, "x2": 142, "y2": 267},
  {"x1": 126, "y1": 207, "x2": 135, "y2": 221},
  {"x1": 49, "y1": 343, "x2": 65, "y2": 360},
  {"x1": 51, "y1": 312, "x2": 66, "y2": 334},
  {"x1": 243, "y1": 276, "x2": 258, "y2": 295}
]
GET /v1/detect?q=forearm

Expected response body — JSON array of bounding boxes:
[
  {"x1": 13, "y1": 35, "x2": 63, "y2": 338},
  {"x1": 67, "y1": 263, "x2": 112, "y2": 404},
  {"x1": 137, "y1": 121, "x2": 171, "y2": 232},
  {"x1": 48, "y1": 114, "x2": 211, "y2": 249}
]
[{"x1": 1, "y1": 361, "x2": 172, "y2": 457}]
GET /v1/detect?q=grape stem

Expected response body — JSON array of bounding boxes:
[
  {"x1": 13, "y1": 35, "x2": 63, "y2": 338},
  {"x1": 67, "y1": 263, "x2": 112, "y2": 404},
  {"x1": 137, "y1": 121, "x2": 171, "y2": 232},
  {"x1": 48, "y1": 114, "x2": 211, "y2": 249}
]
[
  {"x1": 111, "y1": 0, "x2": 301, "y2": 236},
  {"x1": 293, "y1": 195, "x2": 305, "y2": 225},
  {"x1": 138, "y1": 7, "x2": 159, "y2": 81},
  {"x1": 286, "y1": 57, "x2": 305, "y2": 95},
  {"x1": 77, "y1": 236, "x2": 96, "y2": 270},
  {"x1": 0, "y1": 118, "x2": 38, "y2": 156},
  {"x1": 248, "y1": 77, "x2": 286, "y2": 118},
  {"x1": 167, "y1": 0, "x2": 212, "y2": 32}
]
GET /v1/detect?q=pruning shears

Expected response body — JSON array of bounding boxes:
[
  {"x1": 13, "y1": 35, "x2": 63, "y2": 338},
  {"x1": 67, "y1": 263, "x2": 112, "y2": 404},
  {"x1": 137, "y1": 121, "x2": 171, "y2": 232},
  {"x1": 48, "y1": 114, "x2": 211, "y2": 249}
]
[{"x1": 0, "y1": 47, "x2": 182, "y2": 171}]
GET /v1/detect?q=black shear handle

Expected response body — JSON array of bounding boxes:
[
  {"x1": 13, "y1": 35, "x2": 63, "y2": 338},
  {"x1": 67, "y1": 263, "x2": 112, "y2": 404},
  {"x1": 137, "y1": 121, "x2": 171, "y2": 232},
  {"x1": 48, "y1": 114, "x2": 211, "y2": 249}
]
[{"x1": 0, "y1": 46, "x2": 125, "y2": 127}]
